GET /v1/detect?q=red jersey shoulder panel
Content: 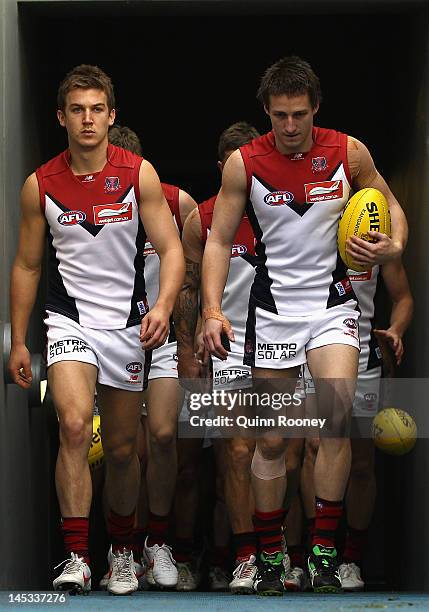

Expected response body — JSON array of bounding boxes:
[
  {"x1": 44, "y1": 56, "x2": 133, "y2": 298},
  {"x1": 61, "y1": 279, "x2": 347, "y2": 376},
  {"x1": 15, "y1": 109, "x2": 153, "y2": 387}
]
[
  {"x1": 198, "y1": 195, "x2": 217, "y2": 244},
  {"x1": 198, "y1": 194, "x2": 255, "y2": 256},
  {"x1": 161, "y1": 182, "x2": 181, "y2": 233}
]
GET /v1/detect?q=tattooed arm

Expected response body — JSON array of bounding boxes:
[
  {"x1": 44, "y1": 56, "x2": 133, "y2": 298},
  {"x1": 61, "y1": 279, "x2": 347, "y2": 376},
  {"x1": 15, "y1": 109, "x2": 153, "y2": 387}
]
[{"x1": 174, "y1": 208, "x2": 204, "y2": 380}]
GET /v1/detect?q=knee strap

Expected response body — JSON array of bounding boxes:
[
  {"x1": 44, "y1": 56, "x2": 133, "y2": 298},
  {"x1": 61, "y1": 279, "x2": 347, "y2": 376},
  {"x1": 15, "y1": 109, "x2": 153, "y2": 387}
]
[{"x1": 251, "y1": 444, "x2": 286, "y2": 480}]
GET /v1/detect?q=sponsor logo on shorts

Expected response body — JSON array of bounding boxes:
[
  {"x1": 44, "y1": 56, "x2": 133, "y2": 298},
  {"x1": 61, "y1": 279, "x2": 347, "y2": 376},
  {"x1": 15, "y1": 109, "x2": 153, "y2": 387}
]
[
  {"x1": 58, "y1": 210, "x2": 86, "y2": 226},
  {"x1": 257, "y1": 342, "x2": 297, "y2": 360},
  {"x1": 173, "y1": 353, "x2": 178, "y2": 362},
  {"x1": 137, "y1": 301, "x2": 147, "y2": 316},
  {"x1": 49, "y1": 339, "x2": 89, "y2": 359},
  {"x1": 347, "y1": 270, "x2": 372, "y2": 282},
  {"x1": 213, "y1": 368, "x2": 251, "y2": 386},
  {"x1": 264, "y1": 191, "x2": 294, "y2": 206},
  {"x1": 304, "y1": 180, "x2": 343, "y2": 203},
  {"x1": 335, "y1": 278, "x2": 352, "y2": 296},
  {"x1": 144, "y1": 241, "x2": 156, "y2": 256},
  {"x1": 364, "y1": 392, "x2": 378, "y2": 412},
  {"x1": 93, "y1": 202, "x2": 132, "y2": 225},
  {"x1": 104, "y1": 176, "x2": 121, "y2": 192},
  {"x1": 126, "y1": 362, "x2": 143, "y2": 373},
  {"x1": 375, "y1": 347, "x2": 382, "y2": 359},
  {"x1": 311, "y1": 157, "x2": 327, "y2": 172},
  {"x1": 343, "y1": 318, "x2": 357, "y2": 329},
  {"x1": 231, "y1": 244, "x2": 247, "y2": 257}
]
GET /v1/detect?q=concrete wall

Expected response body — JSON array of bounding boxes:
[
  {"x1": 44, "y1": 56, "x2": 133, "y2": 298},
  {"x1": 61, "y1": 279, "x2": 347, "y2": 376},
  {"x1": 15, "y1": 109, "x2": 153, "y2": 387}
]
[{"x1": 0, "y1": 0, "x2": 50, "y2": 589}]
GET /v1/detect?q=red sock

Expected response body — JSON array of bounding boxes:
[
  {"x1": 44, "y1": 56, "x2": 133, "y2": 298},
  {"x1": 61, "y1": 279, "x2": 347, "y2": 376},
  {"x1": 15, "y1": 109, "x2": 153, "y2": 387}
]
[
  {"x1": 107, "y1": 509, "x2": 135, "y2": 552},
  {"x1": 343, "y1": 527, "x2": 368, "y2": 564},
  {"x1": 61, "y1": 517, "x2": 90, "y2": 565},
  {"x1": 147, "y1": 512, "x2": 169, "y2": 547},
  {"x1": 233, "y1": 531, "x2": 257, "y2": 562},
  {"x1": 253, "y1": 508, "x2": 285, "y2": 555},
  {"x1": 312, "y1": 497, "x2": 343, "y2": 549}
]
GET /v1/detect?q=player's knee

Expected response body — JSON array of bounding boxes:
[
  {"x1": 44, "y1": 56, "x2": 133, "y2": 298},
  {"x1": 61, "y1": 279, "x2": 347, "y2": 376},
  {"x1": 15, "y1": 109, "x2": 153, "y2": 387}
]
[
  {"x1": 104, "y1": 439, "x2": 135, "y2": 467},
  {"x1": 59, "y1": 414, "x2": 92, "y2": 450},
  {"x1": 319, "y1": 436, "x2": 349, "y2": 456},
  {"x1": 258, "y1": 436, "x2": 287, "y2": 460},
  {"x1": 251, "y1": 444, "x2": 286, "y2": 480},
  {"x1": 150, "y1": 425, "x2": 176, "y2": 449},
  {"x1": 227, "y1": 439, "x2": 254, "y2": 469}
]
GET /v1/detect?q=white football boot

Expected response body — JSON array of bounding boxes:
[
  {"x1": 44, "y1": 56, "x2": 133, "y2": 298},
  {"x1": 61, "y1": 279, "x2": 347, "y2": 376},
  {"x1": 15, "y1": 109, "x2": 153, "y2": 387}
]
[
  {"x1": 229, "y1": 554, "x2": 258, "y2": 594},
  {"x1": 143, "y1": 538, "x2": 178, "y2": 588},
  {"x1": 107, "y1": 548, "x2": 138, "y2": 595},
  {"x1": 53, "y1": 553, "x2": 91, "y2": 594}
]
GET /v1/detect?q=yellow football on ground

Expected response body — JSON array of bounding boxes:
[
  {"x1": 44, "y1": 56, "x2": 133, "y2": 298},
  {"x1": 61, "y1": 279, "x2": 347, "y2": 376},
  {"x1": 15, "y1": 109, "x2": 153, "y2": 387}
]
[
  {"x1": 372, "y1": 408, "x2": 417, "y2": 456},
  {"x1": 338, "y1": 188, "x2": 391, "y2": 272},
  {"x1": 88, "y1": 415, "x2": 104, "y2": 469}
]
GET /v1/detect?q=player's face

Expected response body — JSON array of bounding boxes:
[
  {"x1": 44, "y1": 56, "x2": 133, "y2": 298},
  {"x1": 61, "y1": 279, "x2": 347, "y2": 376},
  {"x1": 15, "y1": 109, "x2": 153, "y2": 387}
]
[
  {"x1": 57, "y1": 88, "x2": 115, "y2": 149},
  {"x1": 265, "y1": 93, "x2": 318, "y2": 155}
]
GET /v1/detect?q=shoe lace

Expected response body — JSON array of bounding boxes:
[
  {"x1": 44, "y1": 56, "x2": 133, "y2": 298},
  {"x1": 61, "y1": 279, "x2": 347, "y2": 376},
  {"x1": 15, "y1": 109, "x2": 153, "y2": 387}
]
[
  {"x1": 233, "y1": 559, "x2": 255, "y2": 579},
  {"x1": 155, "y1": 544, "x2": 176, "y2": 570},
  {"x1": 112, "y1": 551, "x2": 135, "y2": 584},
  {"x1": 54, "y1": 553, "x2": 85, "y2": 573}
]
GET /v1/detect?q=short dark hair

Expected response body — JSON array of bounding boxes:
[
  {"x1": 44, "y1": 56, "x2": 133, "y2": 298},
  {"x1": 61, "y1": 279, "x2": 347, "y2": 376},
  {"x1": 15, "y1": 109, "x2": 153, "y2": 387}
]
[
  {"x1": 57, "y1": 64, "x2": 115, "y2": 111},
  {"x1": 109, "y1": 125, "x2": 142, "y2": 156},
  {"x1": 257, "y1": 55, "x2": 321, "y2": 110},
  {"x1": 218, "y1": 121, "x2": 260, "y2": 161}
]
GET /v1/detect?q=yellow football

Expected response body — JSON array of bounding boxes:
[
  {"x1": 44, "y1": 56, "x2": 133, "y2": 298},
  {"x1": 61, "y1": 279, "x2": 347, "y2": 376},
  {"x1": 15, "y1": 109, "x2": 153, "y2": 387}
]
[
  {"x1": 338, "y1": 188, "x2": 391, "y2": 272},
  {"x1": 88, "y1": 415, "x2": 104, "y2": 469},
  {"x1": 372, "y1": 408, "x2": 417, "y2": 456}
]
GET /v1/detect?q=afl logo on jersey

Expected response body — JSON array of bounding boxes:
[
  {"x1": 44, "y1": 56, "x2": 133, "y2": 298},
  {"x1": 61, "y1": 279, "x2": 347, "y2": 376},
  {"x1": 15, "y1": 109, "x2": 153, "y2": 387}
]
[
  {"x1": 126, "y1": 362, "x2": 143, "y2": 373},
  {"x1": 57, "y1": 210, "x2": 86, "y2": 226},
  {"x1": 231, "y1": 244, "x2": 247, "y2": 257},
  {"x1": 264, "y1": 191, "x2": 294, "y2": 206}
]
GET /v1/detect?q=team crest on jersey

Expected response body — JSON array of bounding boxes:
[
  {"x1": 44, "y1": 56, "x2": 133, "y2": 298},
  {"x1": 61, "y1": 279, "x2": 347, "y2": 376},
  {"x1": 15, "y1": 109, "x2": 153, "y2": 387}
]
[
  {"x1": 304, "y1": 180, "x2": 343, "y2": 203},
  {"x1": 264, "y1": 190, "x2": 294, "y2": 206},
  {"x1": 231, "y1": 244, "x2": 247, "y2": 257},
  {"x1": 93, "y1": 202, "x2": 132, "y2": 225},
  {"x1": 104, "y1": 176, "x2": 121, "y2": 192},
  {"x1": 58, "y1": 210, "x2": 86, "y2": 226},
  {"x1": 311, "y1": 157, "x2": 327, "y2": 173}
]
